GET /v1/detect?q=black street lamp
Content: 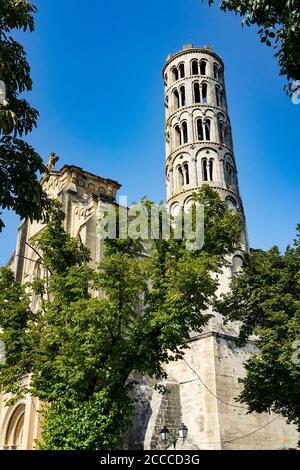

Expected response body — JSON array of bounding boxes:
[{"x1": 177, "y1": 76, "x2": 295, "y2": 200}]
[
  {"x1": 159, "y1": 426, "x2": 170, "y2": 443},
  {"x1": 159, "y1": 423, "x2": 188, "y2": 450},
  {"x1": 178, "y1": 422, "x2": 188, "y2": 440}
]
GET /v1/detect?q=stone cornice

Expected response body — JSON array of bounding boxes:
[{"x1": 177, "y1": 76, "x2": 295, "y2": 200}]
[
  {"x1": 40, "y1": 165, "x2": 122, "y2": 200},
  {"x1": 188, "y1": 330, "x2": 258, "y2": 346},
  {"x1": 166, "y1": 141, "x2": 234, "y2": 163},
  {"x1": 166, "y1": 103, "x2": 230, "y2": 125},
  {"x1": 165, "y1": 75, "x2": 224, "y2": 95},
  {"x1": 167, "y1": 185, "x2": 242, "y2": 205},
  {"x1": 60, "y1": 165, "x2": 121, "y2": 189}
]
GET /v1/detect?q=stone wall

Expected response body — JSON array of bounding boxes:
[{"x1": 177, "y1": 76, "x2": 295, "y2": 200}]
[{"x1": 132, "y1": 332, "x2": 299, "y2": 450}]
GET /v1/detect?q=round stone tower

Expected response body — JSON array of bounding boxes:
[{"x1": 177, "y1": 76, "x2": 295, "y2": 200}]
[{"x1": 163, "y1": 44, "x2": 244, "y2": 220}]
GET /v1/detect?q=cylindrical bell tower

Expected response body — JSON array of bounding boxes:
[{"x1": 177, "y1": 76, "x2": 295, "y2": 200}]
[{"x1": 163, "y1": 44, "x2": 244, "y2": 219}]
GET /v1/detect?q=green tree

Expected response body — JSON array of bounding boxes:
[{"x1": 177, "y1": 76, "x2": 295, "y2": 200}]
[
  {"x1": 206, "y1": 1, "x2": 300, "y2": 96},
  {"x1": 0, "y1": 187, "x2": 243, "y2": 449},
  {"x1": 0, "y1": 0, "x2": 48, "y2": 231},
  {"x1": 217, "y1": 227, "x2": 300, "y2": 435}
]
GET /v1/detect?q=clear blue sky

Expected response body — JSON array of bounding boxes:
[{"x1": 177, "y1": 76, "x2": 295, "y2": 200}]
[{"x1": 0, "y1": 0, "x2": 299, "y2": 265}]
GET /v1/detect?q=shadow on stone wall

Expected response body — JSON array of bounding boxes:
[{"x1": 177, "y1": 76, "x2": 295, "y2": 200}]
[{"x1": 126, "y1": 375, "x2": 182, "y2": 450}]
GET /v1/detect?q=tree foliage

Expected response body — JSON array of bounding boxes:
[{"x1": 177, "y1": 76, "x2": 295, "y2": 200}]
[
  {"x1": 206, "y1": 1, "x2": 300, "y2": 96},
  {"x1": 0, "y1": 0, "x2": 48, "y2": 231},
  {"x1": 217, "y1": 226, "x2": 300, "y2": 433},
  {"x1": 0, "y1": 187, "x2": 243, "y2": 449}
]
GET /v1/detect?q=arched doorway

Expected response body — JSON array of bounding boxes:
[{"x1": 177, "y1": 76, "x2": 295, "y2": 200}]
[{"x1": 4, "y1": 404, "x2": 25, "y2": 450}]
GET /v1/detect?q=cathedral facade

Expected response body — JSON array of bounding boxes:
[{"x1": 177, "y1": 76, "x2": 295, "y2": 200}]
[{"x1": 0, "y1": 45, "x2": 298, "y2": 450}]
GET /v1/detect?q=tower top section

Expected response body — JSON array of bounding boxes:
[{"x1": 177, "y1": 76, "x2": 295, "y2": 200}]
[
  {"x1": 163, "y1": 43, "x2": 245, "y2": 224},
  {"x1": 163, "y1": 44, "x2": 224, "y2": 75}
]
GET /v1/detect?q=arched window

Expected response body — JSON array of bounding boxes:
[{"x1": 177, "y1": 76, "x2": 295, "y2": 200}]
[
  {"x1": 215, "y1": 86, "x2": 220, "y2": 106},
  {"x1": 232, "y1": 255, "x2": 243, "y2": 277},
  {"x1": 226, "y1": 196, "x2": 237, "y2": 210},
  {"x1": 165, "y1": 96, "x2": 169, "y2": 109},
  {"x1": 220, "y1": 90, "x2": 226, "y2": 108},
  {"x1": 32, "y1": 260, "x2": 46, "y2": 309},
  {"x1": 202, "y1": 83, "x2": 208, "y2": 103},
  {"x1": 184, "y1": 198, "x2": 194, "y2": 213},
  {"x1": 179, "y1": 63, "x2": 185, "y2": 78},
  {"x1": 219, "y1": 120, "x2": 225, "y2": 144},
  {"x1": 196, "y1": 118, "x2": 204, "y2": 140},
  {"x1": 191, "y1": 60, "x2": 199, "y2": 75},
  {"x1": 180, "y1": 86, "x2": 186, "y2": 107},
  {"x1": 177, "y1": 166, "x2": 184, "y2": 187},
  {"x1": 164, "y1": 73, "x2": 168, "y2": 85},
  {"x1": 203, "y1": 158, "x2": 214, "y2": 181},
  {"x1": 193, "y1": 82, "x2": 201, "y2": 103},
  {"x1": 200, "y1": 61, "x2": 207, "y2": 75},
  {"x1": 170, "y1": 203, "x2": 181, "y2": 218},
  {"x1": 213, "y1": 63, "x2": 219, "y2": 79},
  {"x1": 36, "y1": 261, "x2": 42, "y2": 279},
  {"x1": 182, "y1": 121, "x2": 188, "y2": 143},
  {"x1": 209, "y1": 159, "x2": 214, "y2": 180},
  {"x1": 226, "y1": 162, "x2": 236, "y2": 189},
  {"x1": 183, "y1": 163, "x2": 190, "y2": 185},
  {"x1": 224, "y1": 126, "x2": 230, "y2": 146},
  {"x1": 174, "y1": 125, "x2": 181, "y2": 147},
  {"x1": 204, "y1": 119, "x2": 211, "y2": 140},
  {"x1": 173, "y1": 89, "x2": 180, "y2": 110},
  {"x1": 172, "y1": 67, "x2": 179, "y2": 82},
  {"x1": 202, "y1": 159, "x2": 208, "y2": 181},
  {"x1": 226, "y1": 162, "x2": 232, "y2": 186}
]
